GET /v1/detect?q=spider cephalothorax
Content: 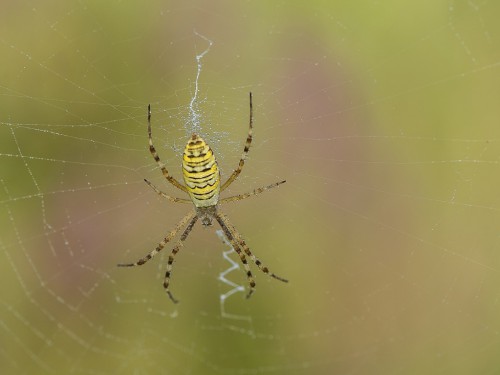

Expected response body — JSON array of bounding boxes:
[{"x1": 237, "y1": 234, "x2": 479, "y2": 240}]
[{"x1": 196, "y1": 206, "x2": 217, "y2": 227}]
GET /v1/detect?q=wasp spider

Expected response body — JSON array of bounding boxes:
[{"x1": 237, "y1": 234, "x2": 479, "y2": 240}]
[{"x1": 118, "y1": 93, "x2": 287, "y2": 303}]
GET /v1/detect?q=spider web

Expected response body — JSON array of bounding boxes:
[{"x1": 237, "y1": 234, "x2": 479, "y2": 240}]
[{"x1": 1, "y1": 1, "x2": 500, "y2": 374}]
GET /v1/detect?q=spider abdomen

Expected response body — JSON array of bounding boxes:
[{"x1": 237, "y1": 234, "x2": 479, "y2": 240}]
[{"x1": 182, "y1": 134, "x2": 220, "y2": 207}]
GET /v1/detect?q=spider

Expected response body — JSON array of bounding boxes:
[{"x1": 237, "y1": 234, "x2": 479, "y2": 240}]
[{"x1": 118, "y1": 93, "x2": 288, "y2": 303}]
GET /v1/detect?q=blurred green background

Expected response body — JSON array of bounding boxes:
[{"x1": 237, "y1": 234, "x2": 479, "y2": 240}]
[{"x1": 1, "y1": 1, "x2": 500, "y2": 374}]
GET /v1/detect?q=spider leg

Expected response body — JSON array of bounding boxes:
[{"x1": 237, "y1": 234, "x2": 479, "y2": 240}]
[
  {"x1": 215, "y1": 212, "x2": 257, "y2": 298},
  {"x1": 220, "y1": 92, "x2": 254, "y2": 192},
  {"x1": 217, "y1": 211, "x2": 288, "y2": 283},
  {"x1": 163, "y1": 214, "x2": 199, "y2": 303},
  {"x1": 147, "y1": 104, "x2": 188, "y2": 193},
  {"x1": 220, "y1": 180, "x2": 286, "y2": 204},
  {"x1": 117, "y1": 210, "x2": 195, "y2": 267},
  {"x1": 144, "y1": 179, "x2": 191, "y2": 204}
]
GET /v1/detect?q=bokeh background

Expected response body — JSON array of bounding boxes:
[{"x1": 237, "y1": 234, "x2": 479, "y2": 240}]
[{"x1": 1, "y1": 1, "x2": 500, "y2": 374}]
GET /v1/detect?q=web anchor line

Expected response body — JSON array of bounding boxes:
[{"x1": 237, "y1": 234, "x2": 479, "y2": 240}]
[{"x1": 188, "y1": 30, "x2": 213, "y2": 134}]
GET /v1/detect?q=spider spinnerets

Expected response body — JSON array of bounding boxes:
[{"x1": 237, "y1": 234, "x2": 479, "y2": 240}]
[{"x1": 118, "y1": 92, "x2": 287, "y2": 303}]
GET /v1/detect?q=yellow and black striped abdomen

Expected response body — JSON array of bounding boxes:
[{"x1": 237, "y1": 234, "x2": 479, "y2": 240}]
[{"x1": 182, "y1": 134, "x2": 220, "y2": 207}]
